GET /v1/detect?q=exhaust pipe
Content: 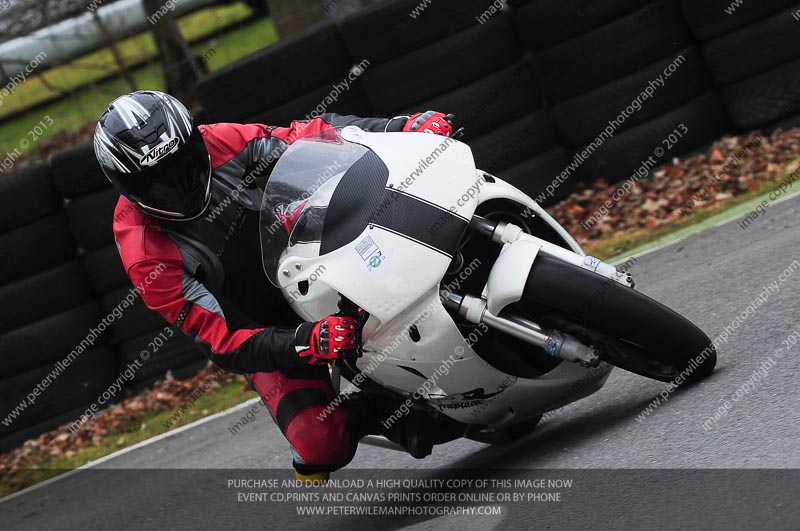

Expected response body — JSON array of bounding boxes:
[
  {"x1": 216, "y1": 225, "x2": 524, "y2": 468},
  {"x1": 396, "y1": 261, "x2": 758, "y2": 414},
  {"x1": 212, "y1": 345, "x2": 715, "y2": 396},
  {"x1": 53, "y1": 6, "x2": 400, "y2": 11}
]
[{"x1": 359, "y1": 435, "x2": 407, "y2": 452}]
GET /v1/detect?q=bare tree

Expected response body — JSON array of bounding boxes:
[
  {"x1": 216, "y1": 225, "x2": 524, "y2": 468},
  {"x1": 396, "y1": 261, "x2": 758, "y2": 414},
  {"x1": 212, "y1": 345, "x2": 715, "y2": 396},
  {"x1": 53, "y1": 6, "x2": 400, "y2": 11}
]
[
  {"x1": 267, "y1": 0, "x2": 327, "y2": 38},
  {"x1": 89, "y1": 7, "x2": 138, "y2": 92},
  {"x1": 142, "y1": 0, "x2": 200, "y2": 103}
]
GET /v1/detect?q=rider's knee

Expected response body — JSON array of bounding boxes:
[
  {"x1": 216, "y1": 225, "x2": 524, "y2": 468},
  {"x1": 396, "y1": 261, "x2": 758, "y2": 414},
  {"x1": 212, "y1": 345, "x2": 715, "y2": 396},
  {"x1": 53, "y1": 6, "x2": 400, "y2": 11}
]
[{"x1": 287, "y1": 407, "x2": 353, "y2": 469}]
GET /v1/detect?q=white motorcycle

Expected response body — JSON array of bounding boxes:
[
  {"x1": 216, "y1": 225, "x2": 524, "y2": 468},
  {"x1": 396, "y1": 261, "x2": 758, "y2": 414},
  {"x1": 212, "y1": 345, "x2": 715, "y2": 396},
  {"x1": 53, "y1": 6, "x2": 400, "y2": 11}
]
[{"x1": 260, "y1": 126, "x2": 716, "y2": 456}]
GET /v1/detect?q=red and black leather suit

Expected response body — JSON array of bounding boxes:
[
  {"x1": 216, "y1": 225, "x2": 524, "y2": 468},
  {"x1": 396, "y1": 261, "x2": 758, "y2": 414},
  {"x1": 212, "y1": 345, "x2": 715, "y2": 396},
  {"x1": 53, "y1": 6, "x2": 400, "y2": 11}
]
[{"x1": 113, "y1": 114, "x2": 403, "y2": 474}]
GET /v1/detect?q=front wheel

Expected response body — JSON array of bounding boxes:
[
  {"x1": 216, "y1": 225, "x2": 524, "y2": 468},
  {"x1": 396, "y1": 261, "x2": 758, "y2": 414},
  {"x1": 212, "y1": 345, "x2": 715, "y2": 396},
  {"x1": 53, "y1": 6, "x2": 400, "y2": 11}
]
[{"x1": 514, "y1": 254, "x2": 716, "y2": 383}]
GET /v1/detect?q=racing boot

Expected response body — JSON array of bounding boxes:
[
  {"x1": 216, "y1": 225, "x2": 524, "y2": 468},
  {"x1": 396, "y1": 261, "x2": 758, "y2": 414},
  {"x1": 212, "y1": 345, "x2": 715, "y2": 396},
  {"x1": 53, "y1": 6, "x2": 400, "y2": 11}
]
[
  {"x1": 343, "y1": 391, "x2": 434, "y2": 459},
  {"x1": 294, "y1": 470, "x2": 330, "y2": 485}
]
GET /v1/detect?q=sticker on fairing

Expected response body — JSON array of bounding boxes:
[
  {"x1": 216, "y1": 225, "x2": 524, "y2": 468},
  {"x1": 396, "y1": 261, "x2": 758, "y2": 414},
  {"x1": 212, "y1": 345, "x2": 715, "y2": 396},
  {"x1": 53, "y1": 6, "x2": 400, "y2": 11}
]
[
  {"x1": 367, "y1": 251, "x2": 387, "y2": 271},
  {"x1": 355, "y1": 235, "x2": 387, "y2": 271},
  {"x1": 355, "y1": 235, "x2": 379, "y2": 261}
]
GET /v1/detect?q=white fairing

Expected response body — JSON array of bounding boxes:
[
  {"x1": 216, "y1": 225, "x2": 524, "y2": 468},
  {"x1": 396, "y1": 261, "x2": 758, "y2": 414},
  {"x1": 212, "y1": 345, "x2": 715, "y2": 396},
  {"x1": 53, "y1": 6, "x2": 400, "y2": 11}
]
[
  {"x1": 274, "y1": 127, "x2": 477, "y2": 325},
  {"x1": 275, "y1": 129, "x2": 611, "y2": 428}
]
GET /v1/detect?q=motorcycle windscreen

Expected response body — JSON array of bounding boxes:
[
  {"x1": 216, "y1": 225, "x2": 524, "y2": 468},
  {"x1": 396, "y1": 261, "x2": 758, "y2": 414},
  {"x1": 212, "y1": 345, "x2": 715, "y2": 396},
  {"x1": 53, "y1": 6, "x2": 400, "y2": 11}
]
[{"x1": 260, "y1": 130, "x2": 369, "y2": 287}]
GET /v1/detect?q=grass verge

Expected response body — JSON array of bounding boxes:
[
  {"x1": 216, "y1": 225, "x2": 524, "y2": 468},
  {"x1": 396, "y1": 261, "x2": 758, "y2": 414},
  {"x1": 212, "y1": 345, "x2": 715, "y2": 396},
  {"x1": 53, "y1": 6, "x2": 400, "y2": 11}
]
[
  {"x1": 0, "y1": 8, "x2": 277, "y2": 154},
  {"x1": 0, "y1": 4, "x2": 253, "y2": 119},
  {"x1": 0, "y1": 378, "x2": 256, "y2": 497},
  {"x1": 584, "y1": 178, "x2": 798, "y2": 260}
]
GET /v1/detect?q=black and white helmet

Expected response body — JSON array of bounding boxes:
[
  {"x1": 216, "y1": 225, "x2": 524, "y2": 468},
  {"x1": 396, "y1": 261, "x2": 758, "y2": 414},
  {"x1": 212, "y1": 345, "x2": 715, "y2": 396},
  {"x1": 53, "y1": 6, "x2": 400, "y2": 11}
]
[{"x1": 94, "y1": 90, "x2": 212, "y2": 221}]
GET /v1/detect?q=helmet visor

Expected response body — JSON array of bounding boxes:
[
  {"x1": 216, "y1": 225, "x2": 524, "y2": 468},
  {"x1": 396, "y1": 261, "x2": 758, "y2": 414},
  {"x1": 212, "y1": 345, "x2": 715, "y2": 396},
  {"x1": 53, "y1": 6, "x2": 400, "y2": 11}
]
[{"x1": 108, "y1": 127, "x2": 211, "y2": 220}]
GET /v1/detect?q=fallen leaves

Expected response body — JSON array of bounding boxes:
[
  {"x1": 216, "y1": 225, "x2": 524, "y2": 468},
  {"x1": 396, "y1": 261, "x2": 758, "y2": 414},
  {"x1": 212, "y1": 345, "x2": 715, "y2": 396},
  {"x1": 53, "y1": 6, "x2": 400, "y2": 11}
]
[
  {"x1": 547, "y1": 129, "x2": 799, "y2": 244},
  {"x1": 0, "y1": 364, "x2": 242, "y2": 475}
]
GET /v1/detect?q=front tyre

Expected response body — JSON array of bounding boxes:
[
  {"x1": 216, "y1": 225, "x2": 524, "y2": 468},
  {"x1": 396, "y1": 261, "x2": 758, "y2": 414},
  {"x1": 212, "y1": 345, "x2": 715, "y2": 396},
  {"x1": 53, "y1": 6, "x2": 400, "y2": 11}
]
[{"x1": 516, "y1": 254, "x2": 716, "y2": 383}]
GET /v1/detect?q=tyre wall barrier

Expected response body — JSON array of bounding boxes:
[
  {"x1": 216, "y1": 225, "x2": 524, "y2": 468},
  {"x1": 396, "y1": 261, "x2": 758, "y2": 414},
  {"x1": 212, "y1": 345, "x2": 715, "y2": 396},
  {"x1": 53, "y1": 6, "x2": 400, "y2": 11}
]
[
  {"x1": 0, "y1": 151, "x2": 204, "y2": 448},
  {"x1": 196, "y1": 0, "x2": 800, "y2": 200}
]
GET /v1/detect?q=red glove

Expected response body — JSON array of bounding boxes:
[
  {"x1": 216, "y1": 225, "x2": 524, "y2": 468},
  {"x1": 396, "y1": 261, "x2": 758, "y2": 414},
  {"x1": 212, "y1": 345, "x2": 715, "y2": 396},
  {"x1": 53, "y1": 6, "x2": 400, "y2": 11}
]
[
  {"x1": 275, "y1": 200, "x2": 308, "y2": 235},
  {"x1": 295, "y1": 315, "x2": 357, "y2": 365},
  {"x1": 403, "y1": 111, "x2": 454, "y2": 137}
]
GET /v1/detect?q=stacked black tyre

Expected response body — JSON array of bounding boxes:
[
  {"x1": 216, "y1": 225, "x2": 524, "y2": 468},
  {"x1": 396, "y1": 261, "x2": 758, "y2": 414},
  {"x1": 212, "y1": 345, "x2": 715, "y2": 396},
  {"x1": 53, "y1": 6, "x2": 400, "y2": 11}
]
[
  {"x1": 340, "y1": 0, "x2": 567, "y2": 204},
  {"x1": 0, "y1": 163, "x2": 119, "y2": 450},
  {"x1": 196, "y1": 22, "x2": 372, "y2": 126},
  {"x1": 342, "y1": 0, "x2": 518, "y2": 118},
  {"x1": 52, "y1": 144, "x2": 206, "y2": 391},
  {"x1": 683, "y1": 1, "x2": 800, "y2": 131},
  {"x1": 514, "y1": 0, "x2": 731, "y2": 185}
]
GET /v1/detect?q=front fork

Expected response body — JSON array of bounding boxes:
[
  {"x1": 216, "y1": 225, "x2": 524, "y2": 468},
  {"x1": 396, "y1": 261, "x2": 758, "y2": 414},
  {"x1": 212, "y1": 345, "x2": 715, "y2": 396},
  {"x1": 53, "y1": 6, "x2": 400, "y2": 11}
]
[
  {"x1": 441, "y1": 291, "x2": 601, "y2": 366},
  {"x1": 441, "y1": 216, "x2": 634, "y2": 367},
  {"x1": 469, "y1": 215, "x2": 634, "y2": 287}
]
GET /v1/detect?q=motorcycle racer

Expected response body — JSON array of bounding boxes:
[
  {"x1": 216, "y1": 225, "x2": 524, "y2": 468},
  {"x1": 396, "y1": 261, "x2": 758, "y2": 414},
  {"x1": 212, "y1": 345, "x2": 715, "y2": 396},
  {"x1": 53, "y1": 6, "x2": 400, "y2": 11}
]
[{"x1": 93, "y1": 90, "x2": 453, "y2": 481}]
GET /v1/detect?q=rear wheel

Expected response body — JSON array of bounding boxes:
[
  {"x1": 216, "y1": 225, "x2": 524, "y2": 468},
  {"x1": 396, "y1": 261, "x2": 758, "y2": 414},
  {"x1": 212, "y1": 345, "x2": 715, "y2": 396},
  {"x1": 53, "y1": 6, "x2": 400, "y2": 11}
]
[
  {"x1": 516, "y1": 254, "x2": 716, "y2": 383},
  {"x1": 466, "y1": 415, "x2": 543, "y2": 445}
]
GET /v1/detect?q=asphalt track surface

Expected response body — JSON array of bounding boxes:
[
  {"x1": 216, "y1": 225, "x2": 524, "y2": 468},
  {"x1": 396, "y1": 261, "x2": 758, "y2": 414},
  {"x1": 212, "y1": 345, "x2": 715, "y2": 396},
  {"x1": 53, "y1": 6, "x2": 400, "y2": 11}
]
[{"x1": 2, "y1": 194, "x2": 799, "y2": 530}]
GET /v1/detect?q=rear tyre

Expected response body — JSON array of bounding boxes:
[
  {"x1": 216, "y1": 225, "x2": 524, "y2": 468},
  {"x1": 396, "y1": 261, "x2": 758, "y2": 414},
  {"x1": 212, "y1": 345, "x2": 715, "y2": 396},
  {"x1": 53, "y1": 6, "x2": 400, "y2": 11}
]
[
  {"x1": 466, "y1": 415, "x2": 543, "y2": 444},
  {"x1": 517, "y1": 254, "x2": 716, "y2": 383},
  {"x1": 506, "y1": 414, "x2": 544, "y2": 439}
]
